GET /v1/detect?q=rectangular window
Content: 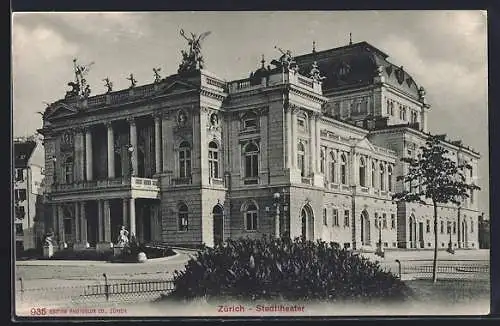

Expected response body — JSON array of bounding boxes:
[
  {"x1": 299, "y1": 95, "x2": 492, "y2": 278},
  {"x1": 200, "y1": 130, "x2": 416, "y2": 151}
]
[
  {"x1": 16, "y1": 169, "x2": 24, "y2": 182},
  {"x1": 323, "y1": 208, "x2": 327, "y2": 226},
  {"x1": 391, "y1": 214, "x2": 396, "y2": 229},
  {"x1": 440, "y1": 220, "x2": 444, "y2": 234},
  {"x1": 64, "y1": 218, "x2": 72, "y2": 235},
  {"x1": 344, "y1": 210, "x2": 350, "y2": 227},
  {"x1": 382, "y1": 213, "x2": 387, "y2": 229},
  {"x1": 246, "y1": 212, "x2": 258, "y2": 231},
  {"x1": 426, "y1": 219, "x2": 430, "y2": 233},
  {"x1": 15, "y1": 223, "x2": 23, "y2": 236},
  {"x1": 374, "y1": 213, "x2": 378, "y2": 228},
  {"x1": 16, "y1": 189, "x2": 27, "y2": 202},
  {"x1": 298, "y1": 119, "x2": 305, "y2": 128},
  {"x1": 453, "y1": 221, "x2": 457, "y2": 234},
  {"x1": 447, "y1": 221, "x2": 451, "y2": 234}
]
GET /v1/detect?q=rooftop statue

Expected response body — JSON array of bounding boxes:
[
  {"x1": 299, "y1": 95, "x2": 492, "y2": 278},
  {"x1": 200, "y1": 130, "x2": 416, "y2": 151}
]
[
  {"x1": 103, "y1": 77, "x2": 113, "y2": 93},
  {"x1": 271, "y1": 46, "x2": 298, "y2": 73},
  {"x1": 178, "y1": 29, "x2": 211, "y2": 73},
  {"x1": 153, "y1": 67, "x2": 162, "y2": 83},
  {"x1": 65, "y1": 58, "x2": 94, "y2": 99},
  {"x1": 127, "y1": 73, "x2": 137, "y2": 88}
]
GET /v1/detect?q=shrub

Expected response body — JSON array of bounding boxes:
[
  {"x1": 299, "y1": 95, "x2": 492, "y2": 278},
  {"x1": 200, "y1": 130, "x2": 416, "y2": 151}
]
[{"x1": 168, "y1": 236, "x2": 412, "y2": 303}]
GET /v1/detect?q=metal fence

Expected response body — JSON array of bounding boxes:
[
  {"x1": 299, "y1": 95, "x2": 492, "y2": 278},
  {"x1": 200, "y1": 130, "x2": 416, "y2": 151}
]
[
  {"x1": 385, "y1": 259, "x2": 490, "y2": 281},
  {"x1": 16, "y1": 273, "x2": 176, "y2": 308}
]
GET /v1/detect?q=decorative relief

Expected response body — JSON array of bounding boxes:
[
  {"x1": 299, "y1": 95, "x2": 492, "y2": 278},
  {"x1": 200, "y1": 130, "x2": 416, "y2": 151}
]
[{"x1": 176, "y1": 109, "x2": 189, "y2": 128}]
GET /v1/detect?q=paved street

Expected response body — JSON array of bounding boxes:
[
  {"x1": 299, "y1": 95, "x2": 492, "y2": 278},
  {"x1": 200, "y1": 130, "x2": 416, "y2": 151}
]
[{"x1": 15, "y1": 249, "x2": 194, "y2": 289}]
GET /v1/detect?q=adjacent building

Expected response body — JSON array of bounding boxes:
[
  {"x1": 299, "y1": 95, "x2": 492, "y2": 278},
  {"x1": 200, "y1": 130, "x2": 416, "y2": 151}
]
[
  {"x1": 37, "y1": 40, "x2": 481, "y2": 251},
  {"x1": 14, "y1": 136, "x2": 45, "y2": 252}
]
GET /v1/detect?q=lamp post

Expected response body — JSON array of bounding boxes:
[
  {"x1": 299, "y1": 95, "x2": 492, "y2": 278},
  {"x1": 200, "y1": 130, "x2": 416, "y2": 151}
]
[
  {"x1": 273, "y1": 192, "x2": 281, "y2": 239},
  {"x1": 127, "y1": 145, "x2": 134, "y2": 177},
  {"x1": 447, "y1": 221, "x2": 455, "y2": 254},
  {"x1": 375, "y1": 216, "x2": 385, "y2": 258}
]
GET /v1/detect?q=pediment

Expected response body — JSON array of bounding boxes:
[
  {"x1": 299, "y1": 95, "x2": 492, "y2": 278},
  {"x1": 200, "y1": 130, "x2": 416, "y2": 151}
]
[
  {"x1": 354, "y1": 138, "x2": 375, "y2": 152},
  {"x1": 156, "y1": 80, "x2": 198, "y2": 96},
  {"x1": 45, "y1": 102, "x2": 78, "y2": 120}
]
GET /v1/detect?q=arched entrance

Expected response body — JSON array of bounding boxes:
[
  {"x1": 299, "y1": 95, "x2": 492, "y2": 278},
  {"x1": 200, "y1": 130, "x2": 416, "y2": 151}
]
[
  {"x1": 300, "y1": 205, "x2": 314, "y2": 240},
  {"x1": 213, "y1": 204, "x2": 224, "y2": 246},
  {"x1": 360, "y1": 210, "x2": 370, "y2": 246}
]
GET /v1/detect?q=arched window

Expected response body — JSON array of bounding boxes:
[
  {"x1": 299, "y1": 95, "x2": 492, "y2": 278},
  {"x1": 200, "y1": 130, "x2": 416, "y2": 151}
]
[
  {"x1": 297, "y1": 142, "x2": 305, "y2": 177},
  {"x1": 244, "y1": 202, "x2": 258, "y2": 231},
  {"x1": 371, "y1": 161, "x2": 376, "y2": 188},
  {"x1": 386, "y1": 99, "x2": 390, "y2": 114},
  {"x1": 320, "y1": 149, "x2": 325, "y2": 174},
  {"x1": 329, "y1": 152, "x2": 336, "y2": 183},
  {"x1": 340, "y1": 154, "x2": 347, "y2": 185},
  {"x1": 178, "y1": 203, "x2": 188, "y2": 231},
  {"x1": 179, "y1": 141, "x2": 191, "y2": 179},
  {"x1": 64, "y1": 157, "x2": 73, "y2": 184},
  {"x1": 379, "y1": 163, "x2": 385, "y2": 191},
  {"x1": 390, "y1": 101, "x2": 394, "y2": 116},
  {"x1": 359, "y1": 157, "x2": 366, "y2": 187},
  {"x1": 208, "y1": 141, "x2": 219, "y2": 179},
  {"x1": 470, "y1": 218, "x2": 474, "y2": 233},
  {"x1": 244, "y1": 142, "x2": 259, "y2": 179},
  {"x1": 388, "y1": 165, "x2": 393, "y2": 192}
]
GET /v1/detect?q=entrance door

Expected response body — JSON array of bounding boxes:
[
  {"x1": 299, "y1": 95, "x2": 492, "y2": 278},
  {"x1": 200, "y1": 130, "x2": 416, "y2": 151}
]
[
  {"x1": 419, "y1": 222, "x2": 424, "y2": 248},
  {"x1": 213, "y1": 205, "x2": 224, "y2": 246}
]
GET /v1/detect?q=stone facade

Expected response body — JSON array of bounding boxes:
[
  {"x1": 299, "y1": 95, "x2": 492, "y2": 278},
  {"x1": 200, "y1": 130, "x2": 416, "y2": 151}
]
[{"x1": 37, "y1": 41, "x2": 481, "y2": 250}]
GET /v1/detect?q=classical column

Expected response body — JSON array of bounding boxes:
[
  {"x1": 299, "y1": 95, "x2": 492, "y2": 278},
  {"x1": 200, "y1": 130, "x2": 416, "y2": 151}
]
[
  {"x1": 128, "y1": 118, "x2": 138, "y2": 176},
  {"x1": 74, "y1": 202, "x2": 80, "y2": 243},
  {"x1": 291, "y1": 108, "x2": 297, "y2": 168},
  {"x1": 314, "y1": 114, "x2": 321, "y2": 173},
  {"x1": 286, "y1": 106, "x2": 292, "y2": 169},
  {"x1": 122, "y1": 199, "x2": 128, "y2": 228},
  {"x1": 154, "y1": 114, "x2": 162, "y2": 174},
  {"x1": 309, "y1": 115, "x2": 316, "y2": 174},
  {"x1": 57, "y1": 205, "x2": 65, "y2": 244},
  {"x1": 80, "y1": 201, "x2": 87, "y2": 244},
  {"x1": 106, "y1": 122, "x2": 115, "y2": 179},
  {"x1": 97, "y1": 200, "x2": 103, "y2": 242},
  {"x1": 103, "y1": 200, "x2": 111, "y2": 242},
  {"x1": 161, "y1": 112, "x2": 170, "y2": 173},
  {"x1": 85, "y1": 128, "x2": 93, "y2": 181},
  {"x1": 129, "y1": 198, "x2": 136, "y2": 236}
]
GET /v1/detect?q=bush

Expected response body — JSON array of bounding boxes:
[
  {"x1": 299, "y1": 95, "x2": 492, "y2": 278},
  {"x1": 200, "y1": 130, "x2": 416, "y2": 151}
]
[{"x1": 168, "y1": 236, "x2": 413, "y2": 303}]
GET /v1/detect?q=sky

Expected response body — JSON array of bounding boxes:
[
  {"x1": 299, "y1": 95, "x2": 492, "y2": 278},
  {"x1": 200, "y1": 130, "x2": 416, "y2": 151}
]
[{"x1": 11, "y1": 11, "x2": 489, "y2": 216}]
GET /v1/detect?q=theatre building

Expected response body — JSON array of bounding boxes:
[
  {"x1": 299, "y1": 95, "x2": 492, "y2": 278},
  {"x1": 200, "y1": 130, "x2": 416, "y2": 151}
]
[{"x1": 37, "y1": 39, "x2": 480, "y2": 251}]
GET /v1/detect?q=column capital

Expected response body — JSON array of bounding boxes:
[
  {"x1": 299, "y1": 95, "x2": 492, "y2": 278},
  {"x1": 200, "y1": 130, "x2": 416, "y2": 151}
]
[
  {"x1": 105, "y1": 121, "x2": 114, "y2": 129},
  {"x1": 153, "y1": 111, "x2": 162, "y2": 121},
  {"x1": 127, "y1": 117, "x2": 136, "y2": 125}
]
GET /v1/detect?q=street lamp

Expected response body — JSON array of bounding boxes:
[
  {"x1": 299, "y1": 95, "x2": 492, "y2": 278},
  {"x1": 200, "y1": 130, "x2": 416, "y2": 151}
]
[
  {"x1": 127, "y1": 145, "x2": 134, "y2": 177},
  {"x1": 375, "y1": 216, "x2": 385, "y2": 258},
  {"x1": 447, "y1": 221, "x2": 455, "y2": 254},
  {"x1": 273, "y1": 192, "x2": 281, "y2": 239}
]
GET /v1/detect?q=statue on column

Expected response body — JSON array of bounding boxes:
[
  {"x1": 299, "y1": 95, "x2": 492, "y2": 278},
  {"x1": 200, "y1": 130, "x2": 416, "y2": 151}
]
[
  {"x1": 178, "y1": 29, "x2": 211, "y2": 73},
  {"x1": 117, "y1": 225, "x2": 130, "y2": 247},
  {"x1": 271, "y1": 46, "x2": 298, "y2": 73}
]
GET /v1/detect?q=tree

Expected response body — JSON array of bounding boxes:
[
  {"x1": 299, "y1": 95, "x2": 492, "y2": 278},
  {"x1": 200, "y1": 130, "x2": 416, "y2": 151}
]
[{"x1": 392, "y1": 135, "x2": 480, "y2": 283}]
